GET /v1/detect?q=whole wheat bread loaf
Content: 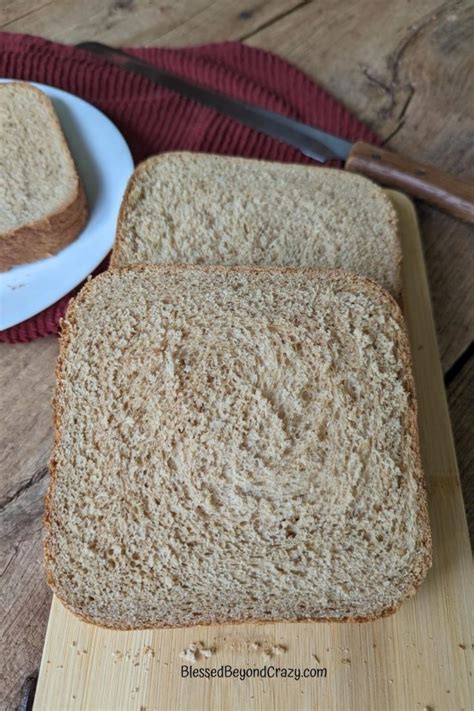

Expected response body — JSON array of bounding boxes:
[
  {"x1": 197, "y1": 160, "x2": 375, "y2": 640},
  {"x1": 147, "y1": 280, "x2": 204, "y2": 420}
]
[
  {"x1": 0, "y1": 82, "x2": 88, "y2": 270},
  {"x1": 45, "y1": 265, "x2": 431, "y2": 629},
  {"x1": 111, "y1": 152, "x2": 401, "y2": 295}
]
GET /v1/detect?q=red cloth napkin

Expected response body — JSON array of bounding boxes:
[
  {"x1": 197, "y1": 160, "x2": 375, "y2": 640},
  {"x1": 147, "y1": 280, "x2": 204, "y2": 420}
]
[{"x1": 0, "y1": 32, "x2": 378, "y2": 343}]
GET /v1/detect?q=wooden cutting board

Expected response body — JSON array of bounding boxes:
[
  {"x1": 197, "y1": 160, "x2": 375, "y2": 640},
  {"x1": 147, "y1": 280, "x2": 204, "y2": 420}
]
[{"x1": 33, "y1": 191, "x2": 473, "y2": 711}]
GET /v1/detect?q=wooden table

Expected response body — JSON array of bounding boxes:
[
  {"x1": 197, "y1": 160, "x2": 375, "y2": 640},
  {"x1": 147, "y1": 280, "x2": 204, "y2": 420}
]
[{"x1": 1, "y1": 2, "x2": 472, "y2": 708}]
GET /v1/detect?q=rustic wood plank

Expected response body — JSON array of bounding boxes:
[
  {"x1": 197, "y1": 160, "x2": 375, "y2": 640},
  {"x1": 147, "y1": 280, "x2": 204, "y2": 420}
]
[
  {"x1": 246, "y1": 0, "x2": 474, "y2": 371},
  {"x1": 447, "y1": 352, "x2": 474, "y2": 546},
  {"x1": 0, "y1": 0, "x2": 52, "y2": 27},
  {"x1": 0, "y1": 477, "x2": 51, "y2": 711},
  {"x1": 416, "y1": 204, "x2": 474, "y2": 370},
  {"x1": 1, "y1": 0, "x2": 305, "y2": 44},
  {"x1": 0, "y1": 339, "x2": 57, "y2": 709},
  {"x1": 0, "y1": 338, "x2": 57, "y2": 505}
]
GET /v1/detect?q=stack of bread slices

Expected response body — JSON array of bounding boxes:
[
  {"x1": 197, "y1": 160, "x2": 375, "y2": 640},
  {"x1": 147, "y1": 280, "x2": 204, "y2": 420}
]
[{"x1": 0, "y1": 83, "x2": 87, "y2": 271}]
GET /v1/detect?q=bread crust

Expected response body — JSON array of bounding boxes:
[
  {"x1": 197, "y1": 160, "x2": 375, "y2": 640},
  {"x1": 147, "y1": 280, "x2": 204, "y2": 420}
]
[
  {"x1": 51, "y1": 594, "x2": 401, "y2": 631},
  {"x1": 111, "y1": 153, "x2": 402, "y2": 298},
  {"x1": 0, "y1": 83, "x2": 88, "y2": 271},
  {"x1": 44, "y1": 264, "x2": 431, "y2": 630}
]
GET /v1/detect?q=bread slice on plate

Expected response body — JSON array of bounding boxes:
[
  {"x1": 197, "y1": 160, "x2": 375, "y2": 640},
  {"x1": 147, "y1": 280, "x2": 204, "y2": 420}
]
[
  {"x1": 0, "y1": 82, "x2": 88, "y2": 271},
  {"x1": 111, "y1": 152, "x2": 401, "y2": 296},
  {"x1": 45, "y1": 265, "x2": 431, "y2": 629}
]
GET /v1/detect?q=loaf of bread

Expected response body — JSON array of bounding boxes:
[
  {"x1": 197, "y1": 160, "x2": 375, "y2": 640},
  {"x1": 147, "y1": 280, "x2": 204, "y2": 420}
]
[
  {"x1": 0, "y1": 82, "x2": 88, "y2": 270},
  {"x1": 45, "y1": 265, "x2": 431, "y2": 629},
  {"x1": 111, "y1": 153, "x2": 401, "y2": 295}
]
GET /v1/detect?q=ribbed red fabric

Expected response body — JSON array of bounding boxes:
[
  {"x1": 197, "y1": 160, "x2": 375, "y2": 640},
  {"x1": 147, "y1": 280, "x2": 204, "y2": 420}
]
[{"x1": 0, "y1": 32, "x2": 378, "y2": 344}]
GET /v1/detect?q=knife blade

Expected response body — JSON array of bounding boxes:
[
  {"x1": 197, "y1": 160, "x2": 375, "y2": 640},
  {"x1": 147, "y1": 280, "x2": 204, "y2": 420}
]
[
  {"x1": 77, "y1": 41, "x2": 351, "y2": 163},
  {"x1": 77, "y1": 41, "x2": 474, "y2": 223}
]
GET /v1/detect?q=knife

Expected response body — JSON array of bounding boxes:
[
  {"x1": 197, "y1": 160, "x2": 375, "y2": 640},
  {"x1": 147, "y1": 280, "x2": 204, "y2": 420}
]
[{"x1": 77, "y1": 41, "x2": 474, "y2": 223}]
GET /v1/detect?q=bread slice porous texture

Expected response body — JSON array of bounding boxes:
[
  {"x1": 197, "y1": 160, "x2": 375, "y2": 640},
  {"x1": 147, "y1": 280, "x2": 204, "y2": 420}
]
[
  {"x1": 0, "y1": 82, "x2": 88, "y2": 270},
  {"x1": 111, "y1": 152, "x2": 401, "y2": 296},
  {"x1": 45, "y1": 265, "x2": 431, "y2": 629}
]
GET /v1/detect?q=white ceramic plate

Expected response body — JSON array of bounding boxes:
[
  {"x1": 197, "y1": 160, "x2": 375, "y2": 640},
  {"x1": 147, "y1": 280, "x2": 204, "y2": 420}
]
[{"x1": 0, "y1": 80, "x2": 134, "y2": 330}]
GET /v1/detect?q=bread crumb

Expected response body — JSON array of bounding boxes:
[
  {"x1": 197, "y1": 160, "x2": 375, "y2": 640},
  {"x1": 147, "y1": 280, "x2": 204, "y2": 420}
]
[
  {"x1": 180, "y1": 644, "x2": 198, "y2": 664},
  {"x1": 341, "y1": 659, "x2": 351, "y2": 665},
  {"x1": 246, "y1": 640, "x2": 287, "y2": 659},
  {"x1": 260, "y1": 643, "x2": 287, "y2": 661},
  {"x1": 223, "y1": 638, "x2": 287, "y2": 658},
  {"x1": 179, "y1": 642, "x2": 215, "y2": 663},
  {"x1": 271, "y1": 644, "x2": 286, "y2": 656},
  {"x1": 312, "y1": 653, "x2": 321, "y2": 664}
]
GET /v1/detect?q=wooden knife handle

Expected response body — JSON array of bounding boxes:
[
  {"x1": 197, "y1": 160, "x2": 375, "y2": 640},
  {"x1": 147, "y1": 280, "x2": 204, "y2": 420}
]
[{"x1": 345, "y1": 141, "x2": 474, "y2": 223}]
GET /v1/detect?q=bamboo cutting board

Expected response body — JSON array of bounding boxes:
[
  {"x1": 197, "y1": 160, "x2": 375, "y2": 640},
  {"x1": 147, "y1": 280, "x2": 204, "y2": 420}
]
[{"x1": 34, "y1": 191, "x2": 473, "y2": 711}]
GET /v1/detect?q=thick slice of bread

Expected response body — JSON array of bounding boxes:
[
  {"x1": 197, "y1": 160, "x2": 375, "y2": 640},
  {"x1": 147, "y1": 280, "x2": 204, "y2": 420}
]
[
  {"x1": 45, "y1": 265, "x2": 431, "y2": 629},
  {"x1": 111, "y1": 153, "x2": 401, "y2": 296},
  {"x1": 0, "y1": 82, "x2": 88, "y2": 270}
]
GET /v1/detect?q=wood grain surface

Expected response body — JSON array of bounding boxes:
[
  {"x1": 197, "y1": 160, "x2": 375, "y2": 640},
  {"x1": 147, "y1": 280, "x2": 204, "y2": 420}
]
[
  {"x1": 32, "y1": 192, "x2": 473, "y2": 711},
  {"x1": 0, "y1": 1, "x2": 473, "y2": 708},
  {"x1": 448, "y1": 350, "x2": 474, "y2": 543}
]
